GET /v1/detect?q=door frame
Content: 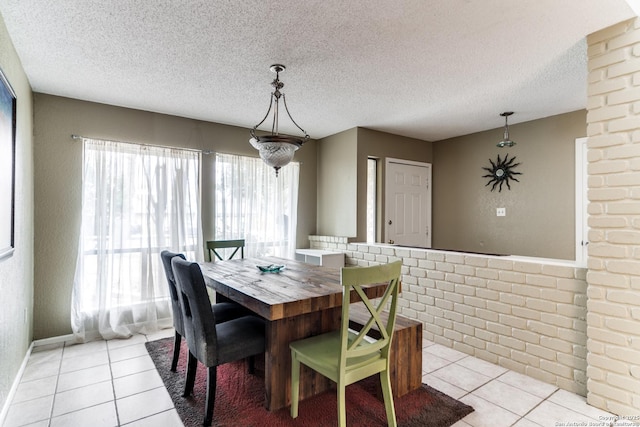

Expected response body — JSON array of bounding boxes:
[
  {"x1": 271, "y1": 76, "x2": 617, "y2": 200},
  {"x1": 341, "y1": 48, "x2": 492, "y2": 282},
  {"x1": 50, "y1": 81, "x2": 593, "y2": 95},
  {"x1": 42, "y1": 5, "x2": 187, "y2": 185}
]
[
  {"x1": 575, "y1": 137, "x2": 588, "y2": 267},
  {"x1": 384, "y1": 157, "x2": 432, "y2": 247}
]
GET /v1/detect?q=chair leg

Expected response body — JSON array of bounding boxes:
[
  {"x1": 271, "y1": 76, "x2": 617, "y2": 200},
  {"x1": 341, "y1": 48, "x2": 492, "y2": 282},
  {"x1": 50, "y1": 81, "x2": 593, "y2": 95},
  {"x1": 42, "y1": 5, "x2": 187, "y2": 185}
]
[
  {"x1": 380, "y1": 371, "x2": 397, "y2": 427},
  {"x1": 290, "y1": 351, "x2": 300, "y2": 419},
  {"x1": 171, "y1": 331, "x2": 181, "y2": 372},
  {"x1": 337, "y1": 382, "x2": 346, "y2": 427},
  {"x1": 204, "y1": 366, "x2": 217, "y2": 426},
  {"x1": 183, "y1": 351, "x2": 198, "y2": 397},
  {"x1": 248, "y1": 355, "x2": 255, "y2": 375}
]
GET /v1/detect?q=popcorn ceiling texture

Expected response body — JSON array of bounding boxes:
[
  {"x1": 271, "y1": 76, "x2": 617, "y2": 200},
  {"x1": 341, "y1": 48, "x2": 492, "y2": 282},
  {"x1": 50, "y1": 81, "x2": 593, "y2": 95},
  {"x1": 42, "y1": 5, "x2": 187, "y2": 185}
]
[
  {"x1": 0, "y1": 0, "x2": 636, "y2": 142},
  {"x1": 586, "y1": 17, "x2": 640, "y2": 417}
]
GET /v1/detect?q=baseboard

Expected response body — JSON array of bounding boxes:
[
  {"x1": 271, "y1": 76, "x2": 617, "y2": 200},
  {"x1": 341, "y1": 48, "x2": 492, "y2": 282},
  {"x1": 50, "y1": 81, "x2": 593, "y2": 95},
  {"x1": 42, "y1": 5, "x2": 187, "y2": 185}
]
[
  {"x1": 32, "y1": 333, "x2": 78, "y2": 348},
  {"x1": 0, "y1": 341, "x2": 34, "y2": 426}
]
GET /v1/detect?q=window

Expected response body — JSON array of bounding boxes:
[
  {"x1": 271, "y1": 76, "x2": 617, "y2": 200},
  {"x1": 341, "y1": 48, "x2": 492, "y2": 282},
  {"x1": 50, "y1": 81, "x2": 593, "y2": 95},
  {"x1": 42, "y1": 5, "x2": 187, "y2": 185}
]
[
  {"x1": 367, "y1": 157, "x2": 378, "y2": 243},
  {"x1": 215, "y1": 153, "x2": 299, "y2": 258},
  {"x1": 72, "y1": 138, "x2": 201, "y2": 340}
]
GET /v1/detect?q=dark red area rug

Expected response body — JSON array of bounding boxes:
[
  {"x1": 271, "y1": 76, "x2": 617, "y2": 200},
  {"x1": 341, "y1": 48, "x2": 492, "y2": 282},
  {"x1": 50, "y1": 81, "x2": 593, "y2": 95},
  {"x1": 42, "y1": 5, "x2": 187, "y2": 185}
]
[{"x1": 145, "y1": 337, "x2": 473, "y2": 427}]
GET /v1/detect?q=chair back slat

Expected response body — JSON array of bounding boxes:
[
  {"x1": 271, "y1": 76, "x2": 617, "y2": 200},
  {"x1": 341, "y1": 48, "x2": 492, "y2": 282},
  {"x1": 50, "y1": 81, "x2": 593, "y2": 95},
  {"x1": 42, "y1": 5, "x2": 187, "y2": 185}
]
[
  {"x1": 206, "y1": 239, "x2": 245, "y2": 261},
  {"x1": 339, "y1": 261, "x2": 402, "y2": 361}
]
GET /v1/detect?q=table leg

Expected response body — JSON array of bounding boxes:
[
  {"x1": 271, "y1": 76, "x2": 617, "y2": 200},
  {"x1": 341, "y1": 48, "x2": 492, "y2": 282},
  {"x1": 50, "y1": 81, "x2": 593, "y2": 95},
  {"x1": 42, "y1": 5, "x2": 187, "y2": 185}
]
[{"x1": 264, "y1": 306, "x2": 342, "y2": 411}]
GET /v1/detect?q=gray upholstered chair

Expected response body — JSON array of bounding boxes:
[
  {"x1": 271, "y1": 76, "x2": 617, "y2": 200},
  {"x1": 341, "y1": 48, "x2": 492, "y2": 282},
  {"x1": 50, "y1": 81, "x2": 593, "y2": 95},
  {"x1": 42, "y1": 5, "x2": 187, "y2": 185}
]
[
  {"x1": 160, "y1": 250, "x2": 249, "y2": 372},
  {"x1": 171, "y1": 257, "x2": 266, "y2": 426}
]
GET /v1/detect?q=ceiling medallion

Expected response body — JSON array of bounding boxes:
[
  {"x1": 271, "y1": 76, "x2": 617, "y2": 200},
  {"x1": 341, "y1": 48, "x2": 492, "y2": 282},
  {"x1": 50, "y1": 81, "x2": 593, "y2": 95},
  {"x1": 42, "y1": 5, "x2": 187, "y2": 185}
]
[
  {"x1": 249, "y1": 64, "x2": 309, "y2": 176},
  {"x1": 482, "y1": 154, "x2": 522, "y2": 192}
]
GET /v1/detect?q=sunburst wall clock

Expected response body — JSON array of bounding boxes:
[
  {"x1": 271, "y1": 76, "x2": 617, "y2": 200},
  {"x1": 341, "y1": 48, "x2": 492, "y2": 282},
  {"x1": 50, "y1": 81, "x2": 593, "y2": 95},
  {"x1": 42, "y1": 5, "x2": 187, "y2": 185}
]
[{"x1": 482, "y1": 154, "x2": 521, "y2": 192}]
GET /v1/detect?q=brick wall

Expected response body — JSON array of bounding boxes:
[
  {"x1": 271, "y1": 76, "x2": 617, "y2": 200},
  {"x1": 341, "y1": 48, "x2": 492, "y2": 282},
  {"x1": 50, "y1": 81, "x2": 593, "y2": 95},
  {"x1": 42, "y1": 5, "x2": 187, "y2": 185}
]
[
  {"x1": 586, "y1": 17, "x2": 640, "y2": 416},
  {"x1": 309, "y1": 236, "x2": 589, "y2": 396}
]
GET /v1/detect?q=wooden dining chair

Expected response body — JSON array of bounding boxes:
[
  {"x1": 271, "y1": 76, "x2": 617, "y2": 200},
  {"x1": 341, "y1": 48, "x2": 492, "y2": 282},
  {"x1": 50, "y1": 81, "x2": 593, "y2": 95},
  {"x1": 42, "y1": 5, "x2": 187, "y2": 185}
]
[
  {"x1": 171, "y1": 257, "x2": 266, "y2": 426},
  {"x1": 160, "y1": 250, "x2": 249, "y2": 372},
  {"x1": 289, "y1": 260, "x2": 403, "y2": 427},
  {"x1": 206, "y1": 239, "x2": 245, "y2": 262}
]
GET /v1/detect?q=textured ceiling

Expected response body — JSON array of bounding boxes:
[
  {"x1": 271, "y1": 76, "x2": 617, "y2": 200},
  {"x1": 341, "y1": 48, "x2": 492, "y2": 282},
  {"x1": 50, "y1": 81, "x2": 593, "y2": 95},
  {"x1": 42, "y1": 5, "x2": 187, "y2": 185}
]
[{"x1": 0, "y1": 1, "x2": 635, "y2": 141}]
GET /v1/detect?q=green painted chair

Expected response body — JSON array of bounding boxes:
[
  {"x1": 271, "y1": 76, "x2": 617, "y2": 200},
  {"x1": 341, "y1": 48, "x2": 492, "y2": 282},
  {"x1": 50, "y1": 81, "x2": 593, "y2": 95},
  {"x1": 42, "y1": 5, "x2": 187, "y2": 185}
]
[
  {"x1": 206, "y1": 239, "x2": 245, "y2": 262},
  {"x1": 289, "y1": 260, "x2": 403, "y2": 427}
]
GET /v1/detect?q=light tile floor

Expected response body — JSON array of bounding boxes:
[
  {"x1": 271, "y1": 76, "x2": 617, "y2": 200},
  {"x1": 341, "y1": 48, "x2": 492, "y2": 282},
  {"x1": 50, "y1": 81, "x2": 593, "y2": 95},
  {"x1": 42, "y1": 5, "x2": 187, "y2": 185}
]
[{"x1": 3, "y1": 329, "x2": 634, "y2": 427}]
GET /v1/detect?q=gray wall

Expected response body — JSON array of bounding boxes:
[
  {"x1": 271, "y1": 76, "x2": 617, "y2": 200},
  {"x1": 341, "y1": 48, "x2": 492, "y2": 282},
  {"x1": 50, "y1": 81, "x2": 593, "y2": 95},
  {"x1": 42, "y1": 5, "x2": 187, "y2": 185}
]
[
  {"x1": 316, "y1": 128, "x2": 358, "y2": 237},
  {"x1": 316, "y1": 127, "x2": 433, "y2": 243},
  {"x1": 432, "y1": 110, "x2": 585, "y2": 260},
  {"x1": 0, "y1": 14, "x2": 34, "y2": 414},
  {"x1": 32, "y1": 94, "x2": 317, "y2": 339}
]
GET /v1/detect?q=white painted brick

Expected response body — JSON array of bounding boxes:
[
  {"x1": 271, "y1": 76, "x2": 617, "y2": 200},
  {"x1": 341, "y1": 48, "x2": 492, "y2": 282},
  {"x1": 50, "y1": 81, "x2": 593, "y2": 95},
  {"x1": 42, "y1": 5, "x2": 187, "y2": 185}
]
[
  {"x1": 435, "y1": 262, "x2": 454, "y2": 273},
  {"x1": 587, "y1": 77, "x2": 627, "y2": 96},
  {"x1": 526, "y1": 343, "x2": 557, "y2": 361},
  {"x1": 464, "y1": 256, "x2": 488, "y2": 267},
  {"x1": 498, "y1": 270, "x2": 526, "y2": 284},
  {"x1": 453, "y1": 341, "x2": 475, "y2": 354},
  {"x1": 512, "y1": 284, "x2": 540, "y2": 298},
  {"x1": 445, "y1": 310, "x2": 464, "y2": 323},
  {"x1": 513, "y1": 329, "x2": 540, "y2": 344},
  {"x1": 464, "y1": 296, "x2": 487, "y2": 309},
  {"x1": 444, "y1": 329, "x2": 462, "y2": 342},
  {"x1": 587, "y1": 104, "x2": 628, "y2": 122},
  {"x1": 476, "y1": 310, "x2": 499, "y2": 325},
  {"x1": 486, "y1": 300, "x2": 510, "y2": 314},
  {"x1": 465, "y1": 276, "x2": 488, "y2": 288},
  {"x1": 477, "y1": 288, "x2": 499, "y2": 301},
  {"x1": 557, "y1": 328, "x2": 586, "y2": 345},
  {"x1": 476, "y1": 268, "x2": 499, "y2": 280},
  {"x1": 514, "y1": 262, "x2": 542, "y2": 274},
  {"x1": 590, "y1": 19, "x2": 631, "y2": 44},
  {"x1": 445, "y1": 272, "x2": 465, "y2": 284},
  {"x1": 512, "y1": 350, "x2": 541, "y2": 367},
  {"x1": 511, "y1": 306, "x2": 541, "y2": 320},
  {"x1": 525, "y1": 274, "x2": 557, "y2": 288},
  {"x1": 608, "y1": 57, "x2": 640, "y2": 78},
  {"x1": 475, "y1": 329, "x2": 497, "y2": 344},
  {"x1": 463, "y1": 335, "x2": 486, "y2": 349},
  {"x1": 486, "y1": 342, "x2": 510, "y2": 358},
  {"x1": 443, "y1": 291, "x2": 463, "y2": 304},
  {"x1": 540, "y1": 289, "x2": 575, "y2": 304},
  {"x1": 444, "y1": 253, "x2": 465, "y2": 264},
  {"x1": 454, "y1": 303, "x2": 476, "y2": 317},
  {"x1": 418, "y1": 259, "x2": 436, "y2": 269},
  {"x1": 500, "y1": 292, "x2": 525, "y2": 306},
  {"x1": 499, "y1": 314, "x2": 526, "y2": 329},
  {"x1": 525, "y1": 298, "x2": 557, "y2": 314},
  {"x1": 436, "y1": 280, "x2": 454, "y2": 292},
  {"x1": 540, "y1": 313, "x2": 572, "y2": 329},
  {"x1": 487, "y1": 258, "x2": 513, "y2": 270},
  {"x1": 589, "y1": 48, "x2": 628, "y2": 70},
  {"x1": 527, "y1": 320, "x2": 558, "y2": 337},
  {"x1": 540, "y1": 359, "x2": 573, "y2": 379}
]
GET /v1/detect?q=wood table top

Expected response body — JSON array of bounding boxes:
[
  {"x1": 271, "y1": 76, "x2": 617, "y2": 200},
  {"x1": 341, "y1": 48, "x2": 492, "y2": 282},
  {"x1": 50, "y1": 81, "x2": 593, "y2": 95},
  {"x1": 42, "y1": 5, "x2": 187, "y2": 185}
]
[{"x1": 199, "y1": 256, "x2": 386, "y2": 321}]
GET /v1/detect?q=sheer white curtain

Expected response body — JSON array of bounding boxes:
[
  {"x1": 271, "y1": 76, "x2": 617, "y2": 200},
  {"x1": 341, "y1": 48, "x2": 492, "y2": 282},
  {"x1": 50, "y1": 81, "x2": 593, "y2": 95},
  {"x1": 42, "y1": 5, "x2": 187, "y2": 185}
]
[
  {"x1": 72, "y1": 138, "x2": 202, "y2": 341},
  {"x1": 215, "y1": 153, "x2": 298, "y2": 259}
]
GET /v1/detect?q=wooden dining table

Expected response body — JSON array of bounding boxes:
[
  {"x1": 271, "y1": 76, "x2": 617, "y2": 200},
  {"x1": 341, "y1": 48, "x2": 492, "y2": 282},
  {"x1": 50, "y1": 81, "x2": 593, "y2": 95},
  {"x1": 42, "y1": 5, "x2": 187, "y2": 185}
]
[{"x1": 199, "y1": 256, "x2": 389, "y2": 411}]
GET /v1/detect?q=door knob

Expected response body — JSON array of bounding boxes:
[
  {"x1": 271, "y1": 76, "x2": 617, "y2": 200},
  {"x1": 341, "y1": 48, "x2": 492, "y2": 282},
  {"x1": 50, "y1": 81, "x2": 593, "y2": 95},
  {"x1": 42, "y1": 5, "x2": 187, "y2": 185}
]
[{"x1": 388, "y1": 220, "x2": 392, "y2": 225}]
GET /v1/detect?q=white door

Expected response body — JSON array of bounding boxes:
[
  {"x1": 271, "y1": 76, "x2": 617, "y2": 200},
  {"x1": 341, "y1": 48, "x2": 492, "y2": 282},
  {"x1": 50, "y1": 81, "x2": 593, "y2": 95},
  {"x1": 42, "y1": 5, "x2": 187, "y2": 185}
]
[{"x1": 385, "y1": 158, "x2": 432, "y2": 247}]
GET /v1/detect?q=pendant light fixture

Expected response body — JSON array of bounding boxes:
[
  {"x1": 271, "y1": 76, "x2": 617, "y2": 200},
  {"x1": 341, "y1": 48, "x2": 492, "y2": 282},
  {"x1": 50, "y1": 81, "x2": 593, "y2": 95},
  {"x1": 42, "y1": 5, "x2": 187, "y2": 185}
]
[
  {"x1": 249, "y1": 64, "x2": 309, "y2": 176},
  {"x1": 497, "y1": 111, "x2": 516, "y2": 148}
]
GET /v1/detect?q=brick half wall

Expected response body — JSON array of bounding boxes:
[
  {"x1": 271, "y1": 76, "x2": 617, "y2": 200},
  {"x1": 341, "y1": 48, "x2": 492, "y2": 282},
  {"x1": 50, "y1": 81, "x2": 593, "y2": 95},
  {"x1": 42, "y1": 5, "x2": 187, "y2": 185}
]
[{"x1": 309, "y1": 236, "x2": 588, "y2": 396}]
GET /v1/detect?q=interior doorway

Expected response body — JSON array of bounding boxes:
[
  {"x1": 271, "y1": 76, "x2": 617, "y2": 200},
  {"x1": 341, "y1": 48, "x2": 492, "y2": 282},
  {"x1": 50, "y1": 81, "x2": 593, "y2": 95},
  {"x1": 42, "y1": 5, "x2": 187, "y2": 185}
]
[{"x1": 384, "y1": 158, "x2": 432, "y2": 247}]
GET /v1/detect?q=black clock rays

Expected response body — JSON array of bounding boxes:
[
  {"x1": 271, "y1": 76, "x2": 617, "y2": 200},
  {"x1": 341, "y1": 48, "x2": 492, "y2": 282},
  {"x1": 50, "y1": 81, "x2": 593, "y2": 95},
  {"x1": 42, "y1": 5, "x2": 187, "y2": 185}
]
[{"x1": 482, "y1": 154, "x2": 521, "y2": 192}]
